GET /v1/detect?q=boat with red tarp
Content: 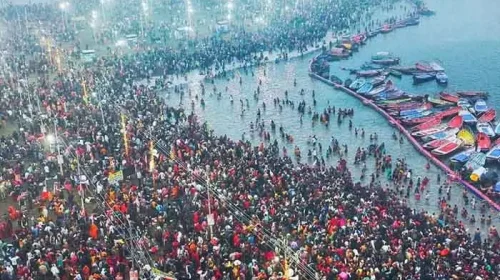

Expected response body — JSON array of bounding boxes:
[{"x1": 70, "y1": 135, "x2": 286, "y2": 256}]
[
  {"x1": 424, "y1": 138, "x2": 452, "y2": 150},
  {"x1": 403, "y1": 114, "x2": 442, "y2": 125},
  {"x1": 411, "y1": 117, "x2": 442, "y2": 131},
  {"x1": 478, "y1": 109, "x2": 496, "y2": 123},
  {"x1": 432, "y1": 139, "x2": 462, "y2": 156},
  {"x1": 380, "y1": 24, "x2": 393, "y2": 33},
  {"x1": 412, "y1": 124, "x2": 447, "y2": 137},
  {"x1": 415, "y1": 62, "x2": 434, "y2": 72},
  {"x1": 477, "y1": 132, "x2": 492, "y2": 152},
  {"x1": 439, "y1": 92, "x2": 460, "y2": 103},
  {"x1": 447, "y1": 115, "x2": 463, "y2": 129},
  {"x1": 437, "y1": 106, "x2": 461, "y2": 118}
]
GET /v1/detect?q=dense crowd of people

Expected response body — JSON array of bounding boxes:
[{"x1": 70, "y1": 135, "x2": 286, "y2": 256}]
[{"x1": 0, "y1": 0, "x2": 499, "y2": 280}]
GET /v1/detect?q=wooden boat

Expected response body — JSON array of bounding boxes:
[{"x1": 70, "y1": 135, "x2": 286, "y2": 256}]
[
  {"x1": 357, "y1": 83, "x2": 374, "y2": 95},
  {"x1": 451, "y1": 148, "x2": 475, "y2": 164},
  {"x1": 459, "y1": 110, "x2": 477, "y2": 124},
  {"x1": 411, "y1": 117, "x2": 442, "y2": 131},
  {"x1": 447, "y1": 115, "x2": 463, "y2": 129},
  {"x1": 428, "y1": 97, "x2": 452, "y2": 107},
  {"x1": 400, "y1": 111, "x2": 433, "y2": 122},
  {"x1": 430, "y1": 62, "x2": 445, "y2": 72},
  {"x1": 372, "y1": 58, "x2": 400, "y2": 65},
  {"x1": 393, "y1": 21, "x2": 407, "y2": 29},
  {"x1": 366, "y1": 30, "x2": 379, "y2": 38},
  {"x1": 391, "y1": 66, "x2": 417, "y2": 74},
  {"x1": 357, "y1": 70, "x2": 380, "y2": 77},
  {"x1": 403, "y1": 114, "x2": 442, "y2": 125},
  {"x1": 477, "y1": 122, "x2": 495, "y2": 137},
  {"x1": 404, "y1": 17, "x2": 420, "y2": 26},
  {"x1": 382, "y1": 101, "x2": 421, "y2": 110},
  {"x1": 423, "y1": 128, "x2": 459, "y2": 142},
  {"x1": 400, "y1": 110, "x2": 432, "y2": 120},
  {"x1": 330, "y1": 75, "x2": 343, "y2": 84},
  {"x1": 368, "y1": 85, "x2": 387, "y2": 96},
  {"x1": 439, "y1": 92, "x2": 459, "y2": 103},
  {"x1": 476, "y1": 132, "x2": 491, "y2": 152},
  {"x1": 478, "y1": 108, "x2": 496, "y2": 123},
  {"x1": 494, "y1": 138, "x2": 500, "y2": 146},
  {"x1": 329, "y1": 47, "x2": 351, "y2": 59},
  {"x1": 415, "y1": 62, "x2": 434, "y2": 72},
  {"x1": 457, "y1": 91, "x2": 488, "y2": 98},
  {"x1": 377, "y1": 91, "x2": 407, "y2": 101},
  {"x1": 398, "y1": 103, "x2": 433, "y2": 117},
  {"x1": 413, "y1": 73, "x2": 435, "y2": 84},
  {"x1": 360, "y1": 63, "x2": 384, "y2": 70},
  {"x1": 457, "y1": 128, "x2": 475, "y2": 146},
  {"x1": 437, "y1": 106, "x2": 461, "y2": 118},
  {"x1": 486, "y1": 145, "x2": 500, "y2": 161},
  {"x1": 435, "y1": 72, "x2": 448, "y2": 84},
  {"x1": 423, "y1": 138, "x2": 452, "y2": 150},
  {"x1": 351, "y1": 34, "x2": 366, "y2": 44},
  {"x1": 418, "y1": 7, "x2": 435, "y2": 16},
  {"x1": 389, "y1": 69, "x2": 402, "y2": 78},
  {"x1": 474, "y1": 99, "x2": 488, "y2": 113},
  {"x1": 378, "y1": 98, "x2": 412, "y2": 105},
  {"x1": 371, "y1": 51, "x2": 392, "y2": 59},
  {"x1": 412, "y1": 124, "x2": 447, "y2": 137},
  {"x1": 495, "y1": 123, "x2": 500, "y2": 135},
  {"x1": 465, "y1": 152, "x2": 486, "y2": 170},
  {"x1": 380, "y1": 24, "x2": 393, "y2": 33},
  {"x1": 457, "y1": 98, "x2": 471, "y2": 108},
  {"x1": 349, "y1": 79, "x2": 366, "y2": 90},
  {"x1": 432, "y1": 139, "x2": 462, "y2": 156},
  {"x1": 371, "y1": 75, "x2": 387, "y2": 87}
]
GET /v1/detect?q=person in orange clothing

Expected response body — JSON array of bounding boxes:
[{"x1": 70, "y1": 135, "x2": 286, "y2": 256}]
[{"x1": 89, "y1": 223, "x2": 99, "y2": 239}]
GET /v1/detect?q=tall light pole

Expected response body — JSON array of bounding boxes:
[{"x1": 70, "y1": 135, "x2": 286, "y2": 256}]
[{"x1": 59, "y1": 2, "x2": 70, "y2": 33}]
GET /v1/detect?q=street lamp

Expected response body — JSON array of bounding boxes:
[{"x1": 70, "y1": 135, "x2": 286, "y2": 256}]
[
  {"x1": 59, "y1": 2, "x2": 70, "y2": 32},
  {"x1": 46, "y1": 134, "x2": 55, "y2": 144},
  {"x1": 59, "y1": 1, "x2": 69, "y2": 10}
]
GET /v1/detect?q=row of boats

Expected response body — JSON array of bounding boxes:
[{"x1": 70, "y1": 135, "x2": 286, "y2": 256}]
[
  {"x1": 347, "y1": 52, "x2": 449, "y2": 85},
  {"x1": 346, "y1": 73, "x2": 499, "y2": 162},
  {"x1": 346, "y1": 73, "x2": 500, "y2": 183}
]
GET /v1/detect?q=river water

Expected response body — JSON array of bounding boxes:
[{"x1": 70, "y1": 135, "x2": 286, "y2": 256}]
[{"x1": 164, "y1": 0, "x2": 500, "y2": 233}]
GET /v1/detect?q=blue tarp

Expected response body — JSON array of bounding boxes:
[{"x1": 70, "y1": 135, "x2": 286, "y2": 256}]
[{"x1": 494, "y1": 182, "x2": 500, "y2": 192}]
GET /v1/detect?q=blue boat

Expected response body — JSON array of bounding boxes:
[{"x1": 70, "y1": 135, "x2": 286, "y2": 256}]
[
  {"x1": 486, "y1": 145, "x2": 500, "y2": 161},
  {"x1": 413, "y1": 73, "x2": 436, "y2": 84},
  {"x1": 459, "y1": 110, "x2": 477, "y2": 124},
  {"x1": 474, "y1": 99, "x2": 488, "y2": 113},
  {"x1": 436, "y1": 72, "x2": 448, "y2": 84},
  {"x1": 357, "y1": 82, "x2": 373, "y2": 95},
  {"x1": 451, "y1": 148, "x2": 475, "y2": 164},
  {"x1": 400, "y1": 110, "x2": 432, "y2": 120},
  {"x1": 399, "y1": 107, "x2": 430, "y2": 117},
  {"x1": 423, "y1": 128, "x2": 460, "y2": 141}
]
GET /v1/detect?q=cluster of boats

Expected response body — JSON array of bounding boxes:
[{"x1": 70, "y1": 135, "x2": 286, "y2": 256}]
[
  {"x1": 347, "y1": 73, "x2": 500, "y2": 183},
  {"x1": 343, "y1": 52, "x2": 449, "y2": 86},
  {"x1": 317, "y1": 17, "x2": 421, "y2": 63}
]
